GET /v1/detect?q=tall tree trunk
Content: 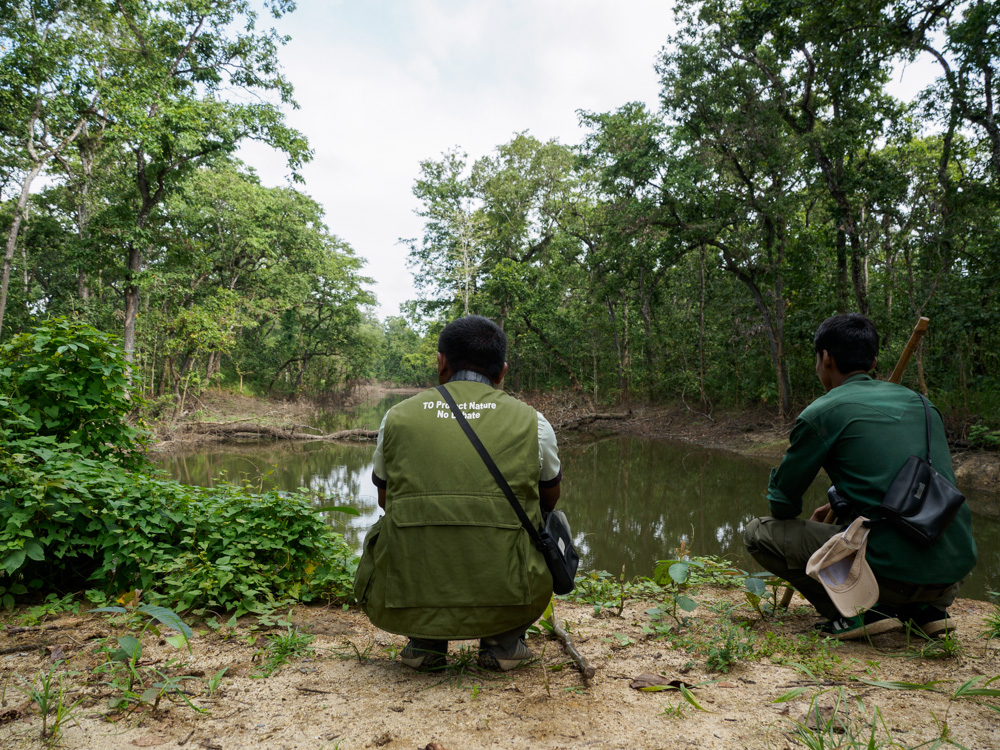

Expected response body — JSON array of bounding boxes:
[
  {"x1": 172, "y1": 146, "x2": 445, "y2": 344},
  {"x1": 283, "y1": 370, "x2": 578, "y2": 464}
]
[
  {"x1": 123, "y1": 243, "x2": 143, "y2": 361},
  {"x1": 0, "y1": 163, "x2": 45, "y2": 337},
  {"x1": 835, "y1": 224, "x2": 849, "y2": 313}
]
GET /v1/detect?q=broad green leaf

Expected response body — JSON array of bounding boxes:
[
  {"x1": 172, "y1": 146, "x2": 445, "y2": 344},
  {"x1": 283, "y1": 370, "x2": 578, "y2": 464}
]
[
  {"x1": 116, "y1": 635, "x2": 142, "y2": 661},
  {"x1": 138, "y1": 604, "x2": 193, "y2": 638},
  {"x1": 668, "y1": 562, "x2": 690, "y2": 584},
  {"x1": 23, "y1": 539, "x2": 45, "y2": 561},
  {"x1": 1, "y1": 549, "x2": 25, "y2": 575},
  {"x1": 677, "y1": 595, "x2": 698, "y2": 612}
]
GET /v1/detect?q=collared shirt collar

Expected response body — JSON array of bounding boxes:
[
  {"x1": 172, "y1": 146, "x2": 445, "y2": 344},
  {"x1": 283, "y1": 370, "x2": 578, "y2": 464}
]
[{"x1": 448, "y1": 369, "x2": 493, "y2": 385}]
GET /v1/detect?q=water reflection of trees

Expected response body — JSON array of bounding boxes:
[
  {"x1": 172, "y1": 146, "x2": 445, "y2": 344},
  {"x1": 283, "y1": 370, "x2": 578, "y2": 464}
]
[
  {"x1": 156, "y1": 441, "x2": 380, "y2": 550},
  {"x1": 156, "y1": 433, "x2": 999, "y2": 600},
  {"x1": 561, "y1": 435, "x2": 998, "y2": 600}
]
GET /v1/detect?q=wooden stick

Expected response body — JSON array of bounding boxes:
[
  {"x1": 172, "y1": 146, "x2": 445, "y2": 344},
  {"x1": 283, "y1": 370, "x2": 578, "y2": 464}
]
[
  {"x1": 549, "y1": 610, "x2": 596, "y2": 682},
  {"x1": 777, "y1": 317, "x2": 930, "y2": 610},
  {"x1": 888, "y1": 317, "x2": 929, "y2": 385}
]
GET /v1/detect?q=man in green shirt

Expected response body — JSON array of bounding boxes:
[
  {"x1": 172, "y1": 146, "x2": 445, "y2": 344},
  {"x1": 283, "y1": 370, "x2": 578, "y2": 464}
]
[
  {"x1": 744, "y1": 314, "x2": 977, "y2": 639},
  {"x1": 354, "y1": 315, "x2": 562, "y2": 670}
]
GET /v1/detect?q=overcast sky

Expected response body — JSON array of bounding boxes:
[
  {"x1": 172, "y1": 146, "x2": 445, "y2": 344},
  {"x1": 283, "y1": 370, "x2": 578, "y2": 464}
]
[
  {"x1": 239, "y1": 1, "x2": 679, "y2": 319},
  {"x1": 239, "y1": 1, "x2": 937, "y2": 321}
]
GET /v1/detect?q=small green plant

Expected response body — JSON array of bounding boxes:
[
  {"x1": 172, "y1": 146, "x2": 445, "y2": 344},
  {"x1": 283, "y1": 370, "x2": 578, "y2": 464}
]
[
  {"x1": 860, "y1": 675, "x2": 1000, "y2": 713},
  {"x1": 649, "y1": 560, "x2": 700, "y2": 626},
  {"x1": 18, "y1": 661, "x2": 83, "y2": 742},
  {"x1": 905, "y1": 625, "x2": 963, "y2": 660},
  {"x1": 660, "y1": 699, "x2": 688, "y2": 719},
  {"x1": 20, "y1": 592, "x2": 82, "y2": 625},
  {"x1": 91, "y1": 602, "x2": 196, "y2": 713},
  {"x1": 205, "y1": 667, "x2": 228, "y2": 697},
  {"x1": 252, "y1": 625, "x2": 315, "y2": 678},
  {"x1": 601, "y1": 632, "x2": 636, "y2": 649},
  {"x1": 981, "y1": 597, "x2": 1000, "y2": 649},
  {"x1": 567, "y1": 568, "x2": 664, "y2": 616},
  {"x1": 704, "y1": 619, "x2": 755, "y2": 673},
  {"x1": 743, "y1": 572, "x2": 784, "y2": 618},
  {"x1": 336, "y1": 637, "x2": 375, "y2": 664},
  {"x1": 968, "y1": 423, "x2": 1000, "y2": 449},
  {"x1": 776, "y1": 689, "x2": 900, "y2": 749}
]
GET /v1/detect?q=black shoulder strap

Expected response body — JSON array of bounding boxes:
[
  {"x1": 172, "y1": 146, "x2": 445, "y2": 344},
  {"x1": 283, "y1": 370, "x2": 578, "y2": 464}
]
[
  {"x1": 435, "y1": 385, "x2": 544, "y2": 548},
  {"x1": 918, "y1": 394, "x2": 933, "y2": 466}
]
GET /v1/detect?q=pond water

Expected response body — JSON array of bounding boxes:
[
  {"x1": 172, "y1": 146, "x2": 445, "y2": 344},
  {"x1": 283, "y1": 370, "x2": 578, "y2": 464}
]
[{"x1": 156, "y1": 395, "x2": 1000, "y2": 601}]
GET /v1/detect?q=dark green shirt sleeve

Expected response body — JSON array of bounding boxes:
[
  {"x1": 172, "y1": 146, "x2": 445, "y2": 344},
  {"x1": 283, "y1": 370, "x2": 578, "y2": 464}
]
[{"x1": 766, "y1": 417, "x2": 828, "y2": 518}]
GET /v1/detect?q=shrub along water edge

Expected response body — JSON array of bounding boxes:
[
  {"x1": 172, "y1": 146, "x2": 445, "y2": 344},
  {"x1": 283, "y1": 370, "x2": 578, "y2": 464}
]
[{"x1": 1, "y1": 319, "x2": 357, "y2": 616}]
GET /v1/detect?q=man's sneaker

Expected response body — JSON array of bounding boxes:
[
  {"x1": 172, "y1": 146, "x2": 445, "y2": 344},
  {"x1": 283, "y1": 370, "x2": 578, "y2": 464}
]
[
  {"x1": 817, "y1": 609, "x2": 902, "y2": 640},
  {"x1": 400, "y1": 639, "x2": 447, "y2": 670},
  {"x1": 902, "y1": 605, "x2": 955, "y2": 638},
  {"x1": 477, "y1": 637, "x2": 534, "y2": 672}
]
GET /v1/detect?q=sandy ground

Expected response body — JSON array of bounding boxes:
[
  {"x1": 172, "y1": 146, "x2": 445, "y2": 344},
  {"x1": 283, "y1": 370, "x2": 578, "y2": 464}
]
[{"x1": 1, "y1": 593, "x2": 999, "y2": 750}]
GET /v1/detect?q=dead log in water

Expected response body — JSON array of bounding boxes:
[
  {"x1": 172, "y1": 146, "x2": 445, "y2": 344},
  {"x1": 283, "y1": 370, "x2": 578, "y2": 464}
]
[{"x1": 181, "y1": 421, "x2": 378, "y2": 442}]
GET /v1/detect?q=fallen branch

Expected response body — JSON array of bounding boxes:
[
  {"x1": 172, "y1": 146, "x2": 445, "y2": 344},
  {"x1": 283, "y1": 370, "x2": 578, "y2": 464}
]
[
  {"x1": 555, "y1": 412, "x2": 630, "y2": 431},
  {"x1": 179, "y1": 422, "x2": 377, "y2": 442},
  {"x1": 549, "y1": 610, "x2": 596, "y2": 683}
]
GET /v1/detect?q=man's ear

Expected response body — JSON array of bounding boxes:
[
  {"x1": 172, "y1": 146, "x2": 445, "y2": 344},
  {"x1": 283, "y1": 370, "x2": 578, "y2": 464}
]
[
  {"x1": 437, "y1": 352, "x2": 452, "y2": 384},
  {"x1": 493, "y1": 362, "x2": 508, "y2": 386}
]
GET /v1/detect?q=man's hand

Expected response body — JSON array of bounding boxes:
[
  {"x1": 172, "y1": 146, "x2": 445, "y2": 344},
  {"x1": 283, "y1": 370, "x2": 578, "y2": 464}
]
[{"x1": 809, "y1": 502, "x2": 831, "y2": 523}]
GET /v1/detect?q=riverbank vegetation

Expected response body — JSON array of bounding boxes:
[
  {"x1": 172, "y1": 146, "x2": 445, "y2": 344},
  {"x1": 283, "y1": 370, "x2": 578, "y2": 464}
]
[
  {"x1": 2, "y1": 1, "x2": 999, "y2": 445},
  {"x1": 0, "y1": 319, "x2": 358, "y2": 616}
]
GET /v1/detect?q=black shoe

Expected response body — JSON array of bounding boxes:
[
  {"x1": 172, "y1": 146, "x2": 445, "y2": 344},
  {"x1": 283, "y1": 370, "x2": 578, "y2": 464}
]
[
  {"x1": 477, "y1": 637, "x2": 534, "y2": 671},
  {"x1": 817, "y1": 608, "x2": 901, "y2": 640},
  {"x1": 901, "y1": 605, "x2": 955, "y2": 637},
  {"x1": 400, "y1": 639, "x2": 447, "y2": 670}
]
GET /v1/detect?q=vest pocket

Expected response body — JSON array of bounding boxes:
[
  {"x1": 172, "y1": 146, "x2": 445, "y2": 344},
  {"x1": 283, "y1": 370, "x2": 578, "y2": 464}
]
[
  {"x1": 383, "y1": 495, "x2": 531, "y2": 609},
  {"x1": 353, "y1": 516, "x2": 383, "y2": 606}
]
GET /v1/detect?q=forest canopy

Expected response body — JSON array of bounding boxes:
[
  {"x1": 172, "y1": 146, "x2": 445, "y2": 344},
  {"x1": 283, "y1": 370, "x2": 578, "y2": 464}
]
[{"x1": 1, "y1": 0, "x2": 998, "y2": 438}]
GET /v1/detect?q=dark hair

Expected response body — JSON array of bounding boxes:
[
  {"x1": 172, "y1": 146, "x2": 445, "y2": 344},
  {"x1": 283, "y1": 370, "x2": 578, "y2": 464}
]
[
  {"x1": 813, "y1": 313, "x2": 879, "y2": 373},
  {"x1": 438, "y1": 315, "x2": 507, "y2": 381}
]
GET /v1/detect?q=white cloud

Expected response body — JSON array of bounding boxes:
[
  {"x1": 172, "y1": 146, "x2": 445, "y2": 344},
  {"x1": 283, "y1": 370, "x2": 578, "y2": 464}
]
[{"x1": 241, "y1": 1, "x2": 678, "y2": 318}]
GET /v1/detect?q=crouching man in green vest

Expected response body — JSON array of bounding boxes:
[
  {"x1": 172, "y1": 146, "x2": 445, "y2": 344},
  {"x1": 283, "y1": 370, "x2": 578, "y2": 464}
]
[{"x1": 353, "y1": 315, "x2": 562, "y2": 671}]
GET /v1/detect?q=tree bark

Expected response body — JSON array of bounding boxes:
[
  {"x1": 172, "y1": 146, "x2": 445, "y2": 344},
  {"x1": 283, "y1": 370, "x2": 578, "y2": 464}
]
[{"x1": 0, "y1": 163, "x2": 45, "y2": 337}]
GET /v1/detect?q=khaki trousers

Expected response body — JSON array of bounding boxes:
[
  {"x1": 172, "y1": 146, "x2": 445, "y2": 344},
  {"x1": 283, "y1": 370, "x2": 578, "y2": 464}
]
[{"x1": 743, "y1": 517, "x2": 961, "y2": 621}]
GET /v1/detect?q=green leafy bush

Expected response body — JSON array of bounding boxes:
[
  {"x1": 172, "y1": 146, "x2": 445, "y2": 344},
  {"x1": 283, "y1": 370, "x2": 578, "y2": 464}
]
[
  {"x1": 1, "y1": 320, "x2": 357, "y2": 615},
  {"x1": 0, "y1": 318, "x2": 149, "y2": 469},
  {"x1": 1, "y1": 442, "x2": 357, "y2": 615}
]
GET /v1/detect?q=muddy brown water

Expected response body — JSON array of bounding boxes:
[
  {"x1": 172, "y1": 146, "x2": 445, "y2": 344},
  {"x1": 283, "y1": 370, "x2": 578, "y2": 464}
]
[{"x1": 156, "y1": 395, "x2": 1000, "y2": 601}]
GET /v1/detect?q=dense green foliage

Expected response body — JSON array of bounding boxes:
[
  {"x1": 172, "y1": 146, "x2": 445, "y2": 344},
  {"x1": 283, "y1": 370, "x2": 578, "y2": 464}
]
[
  {"x1": 397, "y1": 1, "x2": 1000, "y2": 435},
  {"x1": 0, "y1": 318, "x2": 147, "y2": 468},
  {"x1": 1, "y1": 1, "x2": 998, "y2": 436},
  {"x1": 0, "y1": 320, "x2": 357, "y2": 613}
]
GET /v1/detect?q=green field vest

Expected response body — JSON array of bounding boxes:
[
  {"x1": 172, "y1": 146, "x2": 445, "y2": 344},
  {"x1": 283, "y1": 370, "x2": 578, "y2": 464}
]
[{"x1": 354, "y1": 382, "x2": 553, "y2": 639}]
